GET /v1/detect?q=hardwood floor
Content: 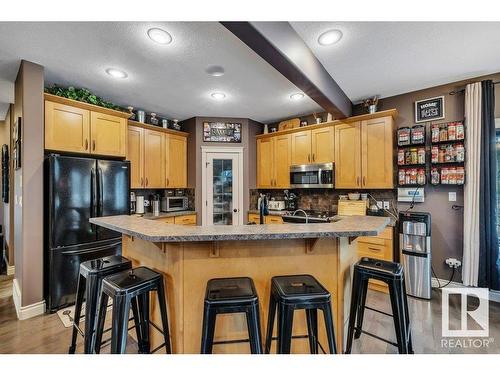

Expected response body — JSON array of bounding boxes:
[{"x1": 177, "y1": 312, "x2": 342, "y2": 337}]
[{"x1": 0, "y1": 274, "x2": 499, "y2": 354}]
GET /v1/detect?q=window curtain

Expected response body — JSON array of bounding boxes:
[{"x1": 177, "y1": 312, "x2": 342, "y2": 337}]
[
  {"x1": 463, "y1": 82, "x2": 482, "y2": 286},
  {"x1": 478, "y1": 80, "x2": 499, "y2": 290}
]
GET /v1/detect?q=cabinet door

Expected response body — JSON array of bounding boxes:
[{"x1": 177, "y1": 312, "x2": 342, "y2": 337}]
[
  {"x1": 256, "y1": 137, "x2": 274, "y2": 188},
  {"x1": 166, "y1": 134, "x2": 187, "y2": 188},
  {"x1": 291, "y1": 130, "x2": 312, "y2": 165},
  {"x1": 361, "y1": 116, "x2": 394, "y2": 188},
  {"x1": 144, "y1": 130, "x2": 165, "y2": 188},
  {"x1": 274, "y1": 134, "x2": 291, "y2": 188},
  {"x1": 127, "y1": 126, "x2": 144, "y2": 188},
  {"x1": 90, "y1": 112, "x2": 127, "y2": 157},
  {"x1": 174, "y1": 214, "x2": 197, "y2": 226},
  {"x1": 334, "y1": 122, "x2": 361, "y2": 188},
  {"x1": 311, "y1": 127, "x2": 335, "y2": 163},
  {"x1": 45, "y1": 101, "x2": 90, "y2": 153}
]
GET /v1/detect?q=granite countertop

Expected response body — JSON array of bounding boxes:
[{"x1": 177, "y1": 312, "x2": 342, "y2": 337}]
[
  {"x1": 247, "y1": 209, "x2": 397, "y2": 226},
  {"x1": 90, "y1": 215, "x2": 390, "y2": 243},
  {"x1": 137, "y1": 211, "x2": 197, "y2": 220}
]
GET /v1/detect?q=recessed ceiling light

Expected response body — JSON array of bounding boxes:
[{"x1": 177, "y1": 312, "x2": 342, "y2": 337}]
[
  {"x1": 147, "y1": 28, "x2": 173, "y2": 45},
  {"x1": 105, "y1": 68, "x2": 128, "y2": 79},
  {"x1": 205, "y1": 65, "x2": 225, "y2": 77},
  {"x1": 290, "y1": 93, "x2": 304, "y2": 100},
  {"x1": 318, "y1": 29, "x2": 343, "y2": 46},
  {"x1": 211, "y1": 92, "x2": 226, "y2": 100}
]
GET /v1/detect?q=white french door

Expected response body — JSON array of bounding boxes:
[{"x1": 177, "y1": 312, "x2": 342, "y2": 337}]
[{"x1": 202, "y1": 148, "x2": 243, "y2": 226}]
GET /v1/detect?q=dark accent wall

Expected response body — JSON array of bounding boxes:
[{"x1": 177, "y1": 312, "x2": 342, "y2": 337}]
[
  {"x1": 353, "y1": 72, "x2": 500, "y2": 282},
  {"x1": 181, "y1": 117, "x2": 262, "y2": 224}
]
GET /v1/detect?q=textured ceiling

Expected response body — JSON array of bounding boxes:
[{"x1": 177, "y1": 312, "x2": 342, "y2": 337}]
[
  {"x1": 291, "y1": 22, "x2": 500, "y2": 102},
  {"x1": 0, "y1": 22, "x2": 322, "y2": 122}
]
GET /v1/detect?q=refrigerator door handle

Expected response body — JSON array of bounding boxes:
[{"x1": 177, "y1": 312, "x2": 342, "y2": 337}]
[
  {"x1": 90, "y1": 168, "x2": 97, "y2": 231},
  {"x1": 97, "y1": 167, "x2": 104, "y2": 217}
]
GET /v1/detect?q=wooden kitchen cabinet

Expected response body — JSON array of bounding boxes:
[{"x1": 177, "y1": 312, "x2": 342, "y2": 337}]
[
  {"x1": 257, "y1": 134, "x2": 291, "y2": 188},
  {"x1": 174, "y1": 214, "x2": 196, "y2": 225},
  {"x1": 264, "y1": 215, "x2": 284, "y2": 224},
  {"x1": 45, "y1": 101, "x2": 90, "y2": 154},
  {"x1": 44, "y1": 94, "x2": 129, "y2": 156},
  {"x1": 335, "y1": 116, "x2": 394, "y2": 189},
  {"x1": 166, "y1": 134, "x2": 187, "y2": 188},
  {"x1": 311, "y1": 127, "x2": 335, "y2": 163},
  {"x1": 335, "y1": 122, "x2": 362, "y2": 188},
  {"x1": 127, "y1": 126, "x2": 144, "y2": 189},
  {"x1": 291, "y1": 130, "x2": 312, "y2": 165},
  {"x1": 143, "y1": 129, "x2": 165, "y2": 189},
  {"x1": 361, "y1": 116, "x2": 394, "y2": 188},
  {"x1": 90, "y1": 112, "x2": 127, "y2": 157}
]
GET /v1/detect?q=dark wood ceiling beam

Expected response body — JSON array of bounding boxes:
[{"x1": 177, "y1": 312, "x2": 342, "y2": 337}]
[{"x1": 221, "y1": 21, "x2": 351, "y2": 119}]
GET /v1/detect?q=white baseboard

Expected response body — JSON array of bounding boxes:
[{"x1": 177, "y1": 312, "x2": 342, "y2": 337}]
[
  {"x1": 432, "y1": 277, "x2": 500, "y2": 303},
  {"x1": 2, "y1": 254, "x2": 14, "y2": 275},
  {"x1": 12, "y1": 278, "x2": 45, "y2": 320}
]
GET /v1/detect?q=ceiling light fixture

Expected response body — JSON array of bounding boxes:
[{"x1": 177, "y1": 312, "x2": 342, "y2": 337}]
[
  {"x1": 290, "y1": 93, "x2": 304, "y2": 100},
  {"x1": 205, "y1": 65, "x2": 225, "y2": 77},
  {"x1": 318, "y1": 29, "x2": 343, "y2": 46},
  {"x1": 105, "y1": 68, "x2": 128, "y2": 79},
  {"x1": 211, "y1": 92, "x2": 226, "y2": 100},
  {"x1": 147, "y1": 28, "x2": 173, "y2": 45}
]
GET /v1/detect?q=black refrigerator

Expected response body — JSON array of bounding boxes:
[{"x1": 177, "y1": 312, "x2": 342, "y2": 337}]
[{"x1": 44, "y1": 154, "x2": 130, "y2": 312}]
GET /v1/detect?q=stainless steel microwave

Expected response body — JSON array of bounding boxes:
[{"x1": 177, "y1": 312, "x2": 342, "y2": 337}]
[
  {"x1": 290, "y1": 163, "x2": 334, "y2": 188},
  {"x1": 161, "y1": 196, "x2": 188, "y2": 212}
]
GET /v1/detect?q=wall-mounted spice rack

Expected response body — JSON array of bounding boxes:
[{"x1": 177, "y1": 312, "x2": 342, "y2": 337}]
[
  {"x1": 397, "y1": 125, "x2": 427, "y2": 186},
  {"x1": 430, "y1": 121, "x2": 465, "y2": 185}
]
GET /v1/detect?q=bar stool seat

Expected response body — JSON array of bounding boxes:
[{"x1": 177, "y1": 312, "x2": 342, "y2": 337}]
[
  {"x1": 345, "y1": 257, "x2": 413, "y2": 354},
  {"x1": 200, "y1": 277, "x2": 263, "y2": 354},
  {"x1": 69, "y1": 255, "x2": 132, "y2": 354},
  {"x1": 94, "y1": 266, "x2": 172, "y2": 354},
  {"x1": 265, "y1": 274, "x2": 337, "y2": 354}
]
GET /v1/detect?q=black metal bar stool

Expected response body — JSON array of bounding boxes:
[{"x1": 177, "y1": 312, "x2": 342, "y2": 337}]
[
  {"x1": 264, "y1": 274, "x2": 337, "y2": 354},
  {"x1": 200, "y1": 277, "x2": 263, "y2": 354},
  {"x1": 69, "y1": 255, "x2": 132, "y2": 354},
  {"x1": 345, "y1": 257, "x2": 413, "y2": 354},
  {"x1": 94, "y1": 266, "x2": 172, "y2": 354}
]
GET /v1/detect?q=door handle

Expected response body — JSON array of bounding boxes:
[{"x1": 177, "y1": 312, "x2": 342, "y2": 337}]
[
  {"x1": 357, "y1": 176, "x2": 360, "y2": 186},
  {"x1": 97, "y1": 168, "x2": 104, "y2": 216},
  {"x1": 145, "y1": 177, "x2": 148, "y2": 187},
  {"x1": 363, "y1": 176, "x2": 366, "y2": 186},
  {"x1": 167, "y1": 178, "x2": 169, "y2": 186},
  {"x1": 312, "y1": 153, "x2": 315, "y2": 162},
  {"x1": 233, "y1": 208, "x2": 238, "y2": 213},
  {"x1": 308, "y1": 154, "x2": 310, "y2": 162},
  {"x1": 85, "y1": 139, "x2": 89, "y2": 150},
  {"x1": 141, "y1": 177, "x2": 144, "y2": 187},
  {"x1": 92, "y1": 140, "x2": 96, "y2": 151}
]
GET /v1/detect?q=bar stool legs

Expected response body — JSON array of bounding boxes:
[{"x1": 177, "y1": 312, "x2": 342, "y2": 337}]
[{"x1": 69, "y1": 274, "x2": 86, "y2": 354}]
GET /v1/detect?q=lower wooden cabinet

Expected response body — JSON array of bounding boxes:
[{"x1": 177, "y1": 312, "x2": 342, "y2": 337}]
[
  {"x1": 247, "y1": 213, "x2": 283, "y2": 224},
  {"x1": 357, "y1": 226, "x2": 393, "y2": 293},
  {"x1": 157, "y1": 214, "x2": 197, "y2": 226}
]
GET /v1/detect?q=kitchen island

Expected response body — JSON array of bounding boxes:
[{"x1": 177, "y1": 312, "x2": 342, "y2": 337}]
[{"x1": 90, "y1": 215, "x2": 389, "y2": 354}]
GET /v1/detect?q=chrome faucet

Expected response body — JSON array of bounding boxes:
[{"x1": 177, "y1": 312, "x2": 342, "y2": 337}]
[{"x1": 292, "y1": 209, "x2": 309, "y2": 223}]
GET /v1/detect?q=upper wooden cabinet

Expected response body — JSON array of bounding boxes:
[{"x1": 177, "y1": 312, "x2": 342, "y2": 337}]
[
  {"x1": 257, "y1": 134, "x2": 291, "y2": 188},
  {"x1": 166, "y1": 133, "x2": 187, "y2": 188},
  {"x1": 45, "y1": 101, "x2": 90, "y2": 153},
  {"x1": 126, "y1": 121, "x2": 188, "y2": 189},
  {"x1": 44, "y1": 94, "x2": 129, "y2": 157},
  {"x1": 90, "y1": 112, "x2": 127, "y2": 157},
  {"x1": 335, "y1": 122, "x2": 362, "y2": 188},
  {"x1": 335, "y1": 116, "x2": 394, "y2": 189},
  {"x1": 291, "y1": 127, "x2": 334, "y2": 165}
]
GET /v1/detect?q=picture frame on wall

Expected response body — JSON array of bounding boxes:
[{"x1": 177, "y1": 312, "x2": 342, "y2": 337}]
[
  {"x1": 13, "y1": 117, "x2": 21, "y2": 170},
  {"x1": 415, "y1": 96, "x2": 445, "y2": 123}
]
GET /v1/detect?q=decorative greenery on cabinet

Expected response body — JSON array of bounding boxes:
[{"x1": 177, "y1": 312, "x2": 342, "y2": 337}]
[{"x1": 44, "y1": 85, "x2": 127, "y2": 112}]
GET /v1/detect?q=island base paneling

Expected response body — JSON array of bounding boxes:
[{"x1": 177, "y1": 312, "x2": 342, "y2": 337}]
[{"x1": 122, "y1": 235, "x2": 357, "y2": 354}]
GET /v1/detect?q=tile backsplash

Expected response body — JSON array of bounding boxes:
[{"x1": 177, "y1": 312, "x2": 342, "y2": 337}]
[{"x1": 250, "y1": 188, "x2": 396, "y2": 213}]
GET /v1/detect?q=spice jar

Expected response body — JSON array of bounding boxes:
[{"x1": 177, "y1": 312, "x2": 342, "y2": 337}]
[
  {"x1": 398, "y1": 149, "x2": 405, "y2": 165},
  {"x1": 410, "y1": 148, "x2": 418, "y2": 164},
  {"x1": 441, "y1": 168, "x2": 449, "y2": 184},
  {"x1": 431, "y1": 146, "x2": 439, "y2": 163},
  {"x1": 439, "y1": 125, "x2": 448, "y2": 142},
  {"x1": 445, "y1": 144, "x2": 454, "y2": 162},
  {"x1": 448, "y1": 122, "x2": 456, "y2": 140},
  {"x1": 411, "y1": 125, "x2": 425, "y2": 144},
  {"x1": 456, "y1": 167, "x2": 465, "y2": 185},
  {"x1": 456, "y1": 122, "x2": 465, "y2": 140},
  {"x1": 431, "y1": 168, "x2": 440, "y2": 185},
  {"x1": 405, "y1": 170, "x2": 411, "y2": 185},
  {"x1": 448, "y1": 167, "x2": 457, "y2": 184},
  {"x1": 431, "y1": 124, "x2": 440, "y2": 143},
  {"x1": 456, "y1": 143, "x2": 465, "y2": 162},
  {"x1": 405, "y1": 150, "x2": 412, "y2": 165},
  {"x1": 399, "y1": 170, "x2": 406, "y2": 185},
  {"x1": 410, "y1": 168, "x2": 418, "y2": 184},
  {"x1": 398, "y1": 127, "x2": 411, "y2": 146},
  {"x1": 438, "y1": 147, "x2": 446, "y2": 163},
  {"x1": 417, "y1": 169, "x2": 426, "y2": 185},
  {"x1": 417, "y1": 148, "x2": 426, "y2": 164}
]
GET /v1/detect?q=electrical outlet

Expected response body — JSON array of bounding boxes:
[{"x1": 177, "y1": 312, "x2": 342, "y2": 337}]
[
  {"x1": 376, "y1": 201, "x2": 383, "y2": 209},
  {"x1": 383, "y1": 201, "x2": 390, "y2": 210},
  {"x1": 448, "y1": 192, "x2": 457, "y2": 202},
  {"x1": 445, "y1": 258, "x2": 462, "y2": 269}
]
